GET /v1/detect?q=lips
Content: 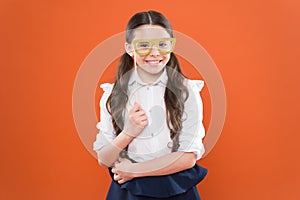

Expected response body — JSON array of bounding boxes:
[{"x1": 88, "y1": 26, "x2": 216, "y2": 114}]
[{"x1": 145, "y1": 59, "x2": 163, "y2": 64}]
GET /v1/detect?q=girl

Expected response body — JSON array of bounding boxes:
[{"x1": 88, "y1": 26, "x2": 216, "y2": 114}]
[{"x1": 93, "y1": 10, "x2": 207, "y2": 200}]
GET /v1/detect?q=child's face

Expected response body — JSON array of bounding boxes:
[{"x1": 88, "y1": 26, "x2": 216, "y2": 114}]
[{"x1": 129, "y1": 25, "x2": 173, "y2": 78}]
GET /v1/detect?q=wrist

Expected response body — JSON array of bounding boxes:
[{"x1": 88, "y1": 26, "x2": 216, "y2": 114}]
[
  {"x1": 120, "y1": 129, "x2": 135, "y2": 141},
  {"x1": 111, "y1": 131, "x2": 134, "y2": 150},
  {"x1": 120, "y1": 130, "x2": 135, "y2": 140}
]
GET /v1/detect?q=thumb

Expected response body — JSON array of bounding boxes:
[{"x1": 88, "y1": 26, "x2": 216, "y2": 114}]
[{"x1": 133, "y1": 102, "x2": 142, "y2": 110}]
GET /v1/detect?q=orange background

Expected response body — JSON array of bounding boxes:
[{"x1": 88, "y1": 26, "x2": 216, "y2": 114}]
[{"x1": 1, "y1": 0, "x2": 300, "y2": 199}]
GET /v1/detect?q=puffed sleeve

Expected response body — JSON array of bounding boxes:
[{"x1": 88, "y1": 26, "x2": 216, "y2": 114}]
[
  {"x1": 177, "y1": 80, "x2": 205, "y2": 160},
  {"x1": 93, "y1": 83, "x2": 115, "y2": 153}
]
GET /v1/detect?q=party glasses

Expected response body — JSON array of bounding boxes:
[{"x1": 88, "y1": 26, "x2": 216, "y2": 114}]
[{"x1": 132, "y1": 38, "x2": 176, "y2": 56}]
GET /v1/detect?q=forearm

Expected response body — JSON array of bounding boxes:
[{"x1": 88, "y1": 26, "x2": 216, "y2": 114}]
[
  {"x1": 131, "y1": 152, "x2": 197, "y2": 178},
  {"x1": 97, "y1": 131, "x2": 133, "y2": 167}
]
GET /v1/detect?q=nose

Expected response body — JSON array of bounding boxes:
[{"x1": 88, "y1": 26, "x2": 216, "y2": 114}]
[{"x1": 149, "y1": 45, "x2": 160, "y2": 56}]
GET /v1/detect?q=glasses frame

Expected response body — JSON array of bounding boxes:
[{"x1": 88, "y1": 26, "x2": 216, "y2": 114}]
[{"x1": 132, "y1": 38, "x2": 176, "y2": 56}]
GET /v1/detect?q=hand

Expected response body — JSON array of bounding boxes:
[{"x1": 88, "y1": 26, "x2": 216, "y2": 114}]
[
  {"x1": 112, "y1": 158, "x2": 136, "y2": 184},
  {"x1": 123, "y1": 102, "x2": 148, "y2": 138}
]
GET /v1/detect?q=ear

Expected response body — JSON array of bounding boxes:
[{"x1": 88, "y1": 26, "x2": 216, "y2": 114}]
[{"x1": 125, "y1": 42, "x2": 134, "y2": 57}]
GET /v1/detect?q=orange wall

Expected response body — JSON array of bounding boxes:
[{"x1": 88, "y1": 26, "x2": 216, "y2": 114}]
[{"x1": 1, "y1": 0, "x2": 300, "y2": 199}]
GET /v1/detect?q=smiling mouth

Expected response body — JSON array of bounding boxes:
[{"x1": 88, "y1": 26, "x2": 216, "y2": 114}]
[{"x1": 145, "y1": 59, "x2": 163, "y2": 64}]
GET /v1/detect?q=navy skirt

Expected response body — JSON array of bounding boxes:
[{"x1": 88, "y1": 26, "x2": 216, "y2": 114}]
[{"x1": 106, "y1": 164, "x2": 208, "y2": 200}]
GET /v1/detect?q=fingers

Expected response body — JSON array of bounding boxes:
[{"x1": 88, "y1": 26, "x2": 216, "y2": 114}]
[
  {"x1": 129, "y1": 102, "x2": 145, "y2": 114},
  {"x1": 111, "y1": 167, "x2": 117, "y2": 174},
  {"x1": 124, "y1": 102, "x2": 148, "y2": 137},
  {"x1": 133, "y1": 101, "x2": 142, "y2": 110},
  {"x1": 135, "y1": 114, "x2": 148, "y2": 124},
  {"x1": 118, "y1": 179, "x2": 126, "y2": 184},
  {"x1": 113, "y1": 173, "x2": 126, "y2": 184},
  {"x1": 113, "y1": 173, "x2": 122, "y2": 181},
  {"x1": 114, "y1": 174, "x2": 127, "y2": 184},
  {"x1": 130, "y1": 102, "x2": 139, "y2": 113},
  {"x1": 112, "y1": 168, "x2": 127, "y2": 184},
  {"x1": 131, "y1": 110, "x2": 146, "y2": 119},
  {"x1": 129, "y1": 103, "x2": 148, "y2": 127}
]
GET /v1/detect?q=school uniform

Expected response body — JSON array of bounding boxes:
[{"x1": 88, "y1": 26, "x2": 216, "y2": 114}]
[{"x1": 94, "y1": 68, "x2": 207, "y2": 199}]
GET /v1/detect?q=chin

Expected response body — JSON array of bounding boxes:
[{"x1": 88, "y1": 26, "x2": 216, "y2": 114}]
[{"x1": 144, "y1": 65, "x2": 165, "y2": 73}]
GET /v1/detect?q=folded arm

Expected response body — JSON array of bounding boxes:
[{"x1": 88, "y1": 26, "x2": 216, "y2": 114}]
[
  {"x1": 112, "y1": 151, "x2": 197, "y2": 184},
  {"x1": 96, "y1": 131, "x2": 133, "y2": 167}
]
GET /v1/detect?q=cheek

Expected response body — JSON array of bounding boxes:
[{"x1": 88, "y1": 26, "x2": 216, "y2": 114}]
[
  {"x1": 136, "y1": 56, "x2": 146, "y2": 64},
  {"x1": 163, "y1": 55, "x2": 171, "y2": 63}
]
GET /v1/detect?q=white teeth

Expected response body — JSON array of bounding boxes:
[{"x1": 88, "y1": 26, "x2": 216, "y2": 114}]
[{"x1": 146, "y1": 60, "x2": 161, "y2": 64}]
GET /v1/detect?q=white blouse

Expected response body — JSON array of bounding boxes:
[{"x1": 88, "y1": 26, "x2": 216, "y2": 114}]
[{"x1": 93, "y1": 69, "x2": 205, "y2": 163}]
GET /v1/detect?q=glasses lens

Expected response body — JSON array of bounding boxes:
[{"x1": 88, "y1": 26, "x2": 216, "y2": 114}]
[
  {"x1": 158, "y1": 40, "x2": 173, "y2": 53},
  {"x1": 135, "y1": 41, "x2": 151, "y2": 55}
]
